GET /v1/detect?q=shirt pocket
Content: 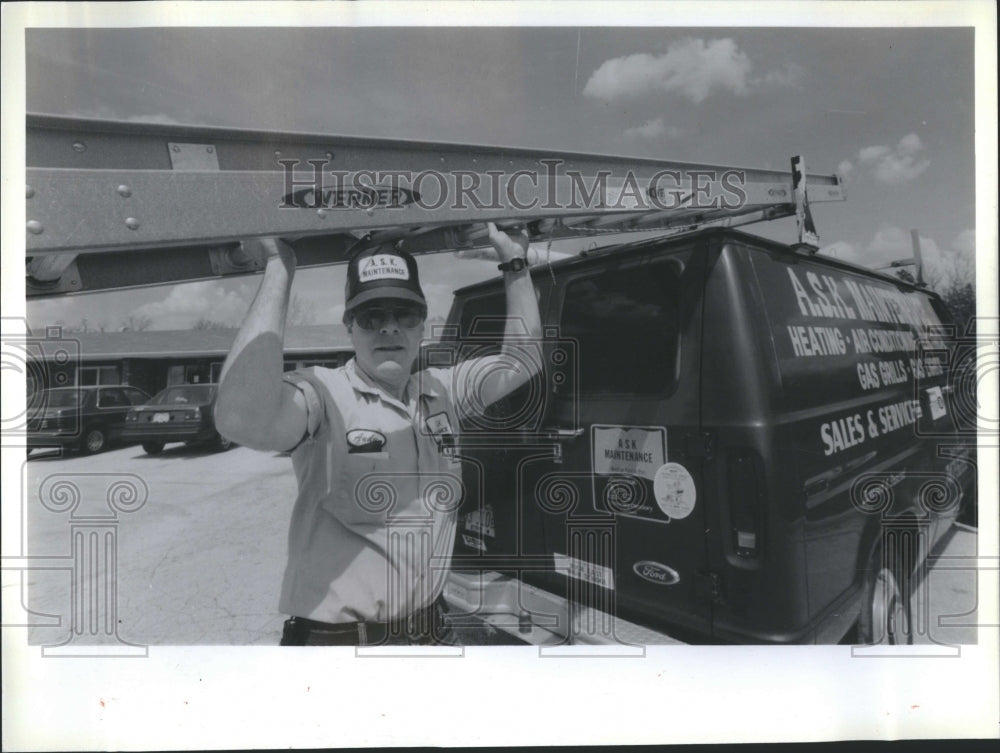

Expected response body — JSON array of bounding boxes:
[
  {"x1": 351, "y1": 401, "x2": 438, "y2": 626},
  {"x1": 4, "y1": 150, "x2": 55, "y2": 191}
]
[{"x1": 331, "y1": 451, "x2": 398, "y2": 525}]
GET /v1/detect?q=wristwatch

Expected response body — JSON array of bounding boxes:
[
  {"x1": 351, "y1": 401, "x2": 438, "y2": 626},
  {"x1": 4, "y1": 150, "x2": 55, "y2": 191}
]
[{"x1": 498, "y1": 257, "x2": 528, "y2": 273}]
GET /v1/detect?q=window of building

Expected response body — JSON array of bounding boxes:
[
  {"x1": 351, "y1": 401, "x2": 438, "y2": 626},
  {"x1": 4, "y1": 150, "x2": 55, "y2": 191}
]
[
  {"x1": 185, "y1": 364, "x2": 210, "y2": 384},
  {"x1": 79, "y1": 365, "x2": 119, "y2": 386},
  {"x1": 167, "y1": 365, "x2": 186, "y2": 386}
]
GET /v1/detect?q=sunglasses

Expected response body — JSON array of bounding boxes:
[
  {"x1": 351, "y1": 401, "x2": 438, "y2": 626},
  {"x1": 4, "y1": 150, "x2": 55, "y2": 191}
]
[{"x1": 351, "y1": 304, "x2": 426, "y2": 331}]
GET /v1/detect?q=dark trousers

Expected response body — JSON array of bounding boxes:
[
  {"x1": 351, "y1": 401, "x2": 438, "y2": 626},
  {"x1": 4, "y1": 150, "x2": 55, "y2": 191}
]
[{"x1": 280, "y1": 597, "x2": 455, "y2": 646}]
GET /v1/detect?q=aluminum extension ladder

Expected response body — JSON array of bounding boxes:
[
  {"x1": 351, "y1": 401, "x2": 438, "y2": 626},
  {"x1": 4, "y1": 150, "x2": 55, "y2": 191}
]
[{"x1": 25, "y1": 113, "x2": 844, "y2": 297}]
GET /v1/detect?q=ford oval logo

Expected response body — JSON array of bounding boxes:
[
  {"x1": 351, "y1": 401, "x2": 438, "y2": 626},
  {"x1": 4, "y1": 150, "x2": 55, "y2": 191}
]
[{"x1": 632, "y1": 560, "x2": 680, "y2": 586}]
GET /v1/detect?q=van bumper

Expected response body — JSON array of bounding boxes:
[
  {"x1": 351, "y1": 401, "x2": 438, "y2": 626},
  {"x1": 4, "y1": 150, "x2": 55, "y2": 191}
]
[
  {"x1": 712, "y1": 584, "x2": 863, "y2": 644},
  {"x1": 443, "y1": 570, "x2": 865, "y2": 646},
  {"x1": 443, "y1": 570, "x2": 685, "y2": 647}
]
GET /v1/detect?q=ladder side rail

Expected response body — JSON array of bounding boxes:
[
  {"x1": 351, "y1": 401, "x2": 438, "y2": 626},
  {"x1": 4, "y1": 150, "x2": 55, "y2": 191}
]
[
  {"x1": 27, "y1": 112, "x2": 844, "y2": 186},
  {"x1": 25, "y1": 166, "x2": 844, "y2": 256}
]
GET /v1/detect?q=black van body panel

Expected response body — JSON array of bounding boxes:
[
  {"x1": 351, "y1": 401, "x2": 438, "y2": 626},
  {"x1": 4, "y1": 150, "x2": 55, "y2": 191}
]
[
  {"x1": 443, "y1": 227, "x2": 971, "y2": 644},
  {"x1": 700, "y1": 241, "x2": 814, "y2": 642}
]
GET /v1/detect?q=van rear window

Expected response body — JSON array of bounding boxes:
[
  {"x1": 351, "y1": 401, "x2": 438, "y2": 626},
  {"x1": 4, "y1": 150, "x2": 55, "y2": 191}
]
[
  {"x1": 456, "y1": 293, "x2": 507, "y2": 342},
  {"x1": 560, "y1": 261, "x2": 681, "y2": 396}
]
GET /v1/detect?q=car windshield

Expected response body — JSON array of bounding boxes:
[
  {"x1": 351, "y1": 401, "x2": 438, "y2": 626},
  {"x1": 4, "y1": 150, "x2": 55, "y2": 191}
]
[
  {"x1": 152, "y1": 385, "x2": 215, "y2": 405},
  {"x1": 45, "y1": 389, "x2": 84, "y2": 407}
]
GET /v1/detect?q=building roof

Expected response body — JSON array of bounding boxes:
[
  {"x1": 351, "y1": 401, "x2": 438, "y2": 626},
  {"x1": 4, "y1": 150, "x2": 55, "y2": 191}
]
[{"x1": 35, "y1": 325, "x2": 353, "y2": 360}]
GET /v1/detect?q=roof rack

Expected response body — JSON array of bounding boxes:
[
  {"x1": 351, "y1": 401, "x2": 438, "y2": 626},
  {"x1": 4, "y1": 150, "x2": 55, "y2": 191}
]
[{"x1": 25, "y1": 113, "x2": 844, "y2": 297}]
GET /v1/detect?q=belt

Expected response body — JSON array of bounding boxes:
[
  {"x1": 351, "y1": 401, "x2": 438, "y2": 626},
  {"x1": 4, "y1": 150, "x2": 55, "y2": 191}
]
[{"x1": 282, "y1": 596, "x2": 448, "y2": 646}]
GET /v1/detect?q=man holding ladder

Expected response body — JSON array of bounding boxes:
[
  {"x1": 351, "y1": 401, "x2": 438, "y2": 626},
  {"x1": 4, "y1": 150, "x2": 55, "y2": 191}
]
[{"x1": 214, "y1": 224, "x2": 541, "y2": 645}]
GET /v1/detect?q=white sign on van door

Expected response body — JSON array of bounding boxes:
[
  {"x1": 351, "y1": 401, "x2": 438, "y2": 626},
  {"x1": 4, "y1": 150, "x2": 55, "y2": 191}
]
[
  {"x1": 591, "y1": 425, "x2": 666, "y2": 480},
  {"x1": 926, "y1": 386, "x2": 947, "y2": 420}
]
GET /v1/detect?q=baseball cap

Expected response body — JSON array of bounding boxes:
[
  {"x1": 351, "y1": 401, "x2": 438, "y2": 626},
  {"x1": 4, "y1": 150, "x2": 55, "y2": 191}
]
[{"x1": 344, "y1": 246, "x2": 427, "y2": 313}]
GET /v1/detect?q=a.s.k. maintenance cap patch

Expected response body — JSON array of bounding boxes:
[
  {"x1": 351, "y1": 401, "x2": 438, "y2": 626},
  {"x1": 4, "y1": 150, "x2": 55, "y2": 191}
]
[{"x1": 358, "y1": 254, "x2": 410, "y2": 282}]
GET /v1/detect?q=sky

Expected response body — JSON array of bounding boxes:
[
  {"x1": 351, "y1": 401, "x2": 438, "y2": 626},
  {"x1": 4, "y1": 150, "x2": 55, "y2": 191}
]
[{"x1": 18, "y1": 21, "x2": 984, "y2": 332}]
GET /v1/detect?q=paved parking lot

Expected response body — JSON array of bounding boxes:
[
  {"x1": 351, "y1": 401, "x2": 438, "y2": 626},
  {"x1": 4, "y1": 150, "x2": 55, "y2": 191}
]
[
  {"x1": 21, "y1": 443, "x2": 295, "y2": 646},
  {"x1": 14, "y1": 443, "x2": 981, "y2": 647}
]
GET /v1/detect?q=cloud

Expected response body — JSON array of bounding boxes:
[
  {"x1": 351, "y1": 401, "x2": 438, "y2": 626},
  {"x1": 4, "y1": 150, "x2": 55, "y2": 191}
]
[
  {"x1": 843, "y1": 133, "x2": 931, "y2": 185},
  {"x1": 818, "y1": 240, "x2": 860, "y2": 262},
  {"x1": 583, "y1": 39, "x2": 804, "y2": 104},
  {"x1": 857, "y1": 145, "x2": 889, "y2": 163},
  {"x1": 130, "y1": 281, "x2": 249, "y2": 330},
  {"x1": 857, "y1": 224, "x2": 944, "y2": 273},
  {"x1": 759, "y1": 63, "x2": 806, "y2": 88},
  {"x1": 585, "y1": 38, "x2": 759, "y2": 103},
  {"x1": 951, "y1": 228, "x2": 975, "y2": 255},
  {"x1": 821, "y1": 226, "x2": 975, "y2": 292},
  {"x1": 873, "y1": 157, "x2": 930, "y2": 185},
  {"x1": 837, "y1": 160, "x2": 854, "y2": 180},
  {"x1": 622, "y1": 117, "x2": 680, "y2": 141},
  {"x1": 867, "y1": 225, "x2": 913, "y2": 259},
  {"x1": 896, "y1": 133, "x2": 923, "y2": 155}
]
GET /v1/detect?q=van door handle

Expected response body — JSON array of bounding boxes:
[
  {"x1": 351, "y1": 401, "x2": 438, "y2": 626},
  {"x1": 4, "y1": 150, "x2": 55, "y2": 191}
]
[
  {"x1": 541, "y1": 427, "x2": 584, "y2": 464},
  {"x1": 542, "y1": 428, "x2": 585, "y2": 440}
]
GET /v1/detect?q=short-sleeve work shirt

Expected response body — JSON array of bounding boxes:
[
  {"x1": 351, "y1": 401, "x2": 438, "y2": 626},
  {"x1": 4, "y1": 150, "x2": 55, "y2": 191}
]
[{"x1": 278, "y1": 358, "x2": 465, "y2": 624}]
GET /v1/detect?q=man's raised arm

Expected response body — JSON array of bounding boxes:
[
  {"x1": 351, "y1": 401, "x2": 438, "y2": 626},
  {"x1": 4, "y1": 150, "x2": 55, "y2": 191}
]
[
  {"x1": 214, "y1": 238, "x2": 310, "y2": 451},
  {"x1": 455, "y1": 224, "x2": 543, "y2": 409}
]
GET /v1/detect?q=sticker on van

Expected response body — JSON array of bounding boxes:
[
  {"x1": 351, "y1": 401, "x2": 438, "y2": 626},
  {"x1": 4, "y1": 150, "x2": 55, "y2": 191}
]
[
  {"x1": 592, "y1": 425, "x2": 670, "y2": 522},
  {"x1": 591, "y1": 425, "x2": 666, "y2": 480},
  {"x1": 927, "y1": 386, "x2": 947, "y2": 420},
  {"x1": 465, "y1": 505, "x2": 495, "y2": 538},
  {"x1": 554, "y1": 553, "x2": 615, "y2": 590},
  {"x1": 462, "y1": 534, "x2": 486, "y2": 552},
  {"x1": 653, "y1": 462, "x2": 697, "y2": 519}
]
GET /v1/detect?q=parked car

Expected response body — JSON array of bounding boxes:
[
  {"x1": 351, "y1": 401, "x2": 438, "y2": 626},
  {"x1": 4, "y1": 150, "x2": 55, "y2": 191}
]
[
  {"x1": 122, "y1": 383, "x2": 233, "y2": 454},
  {"x1": 27, "y1": 385, "x2": 152, "y2": 453}
]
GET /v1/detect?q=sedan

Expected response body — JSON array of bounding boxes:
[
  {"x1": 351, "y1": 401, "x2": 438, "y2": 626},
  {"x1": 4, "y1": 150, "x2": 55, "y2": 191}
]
[
  {"x1": 122, "y1": 384, "x2": 233, "y2": 455},
  {"x1": 27, "y1": 385, "x2": 152, "y2": 453}
]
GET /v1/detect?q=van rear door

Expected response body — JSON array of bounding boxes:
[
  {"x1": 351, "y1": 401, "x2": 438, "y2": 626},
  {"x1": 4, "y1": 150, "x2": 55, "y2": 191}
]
[{"x1": 514, "y1": 242, "x2": 712, "y2": 641}]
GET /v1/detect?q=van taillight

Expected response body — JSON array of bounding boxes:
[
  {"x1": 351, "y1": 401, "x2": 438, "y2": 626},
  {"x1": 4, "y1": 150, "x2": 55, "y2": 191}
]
[{"x1": 728, "y1": 451, "x2": 764, "y2": 558}]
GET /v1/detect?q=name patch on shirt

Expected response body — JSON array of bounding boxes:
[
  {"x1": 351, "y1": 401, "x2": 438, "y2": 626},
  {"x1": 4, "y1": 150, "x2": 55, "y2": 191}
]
[{"x1": 346, "y1": 429, "x2": 387, "y2": 453}]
